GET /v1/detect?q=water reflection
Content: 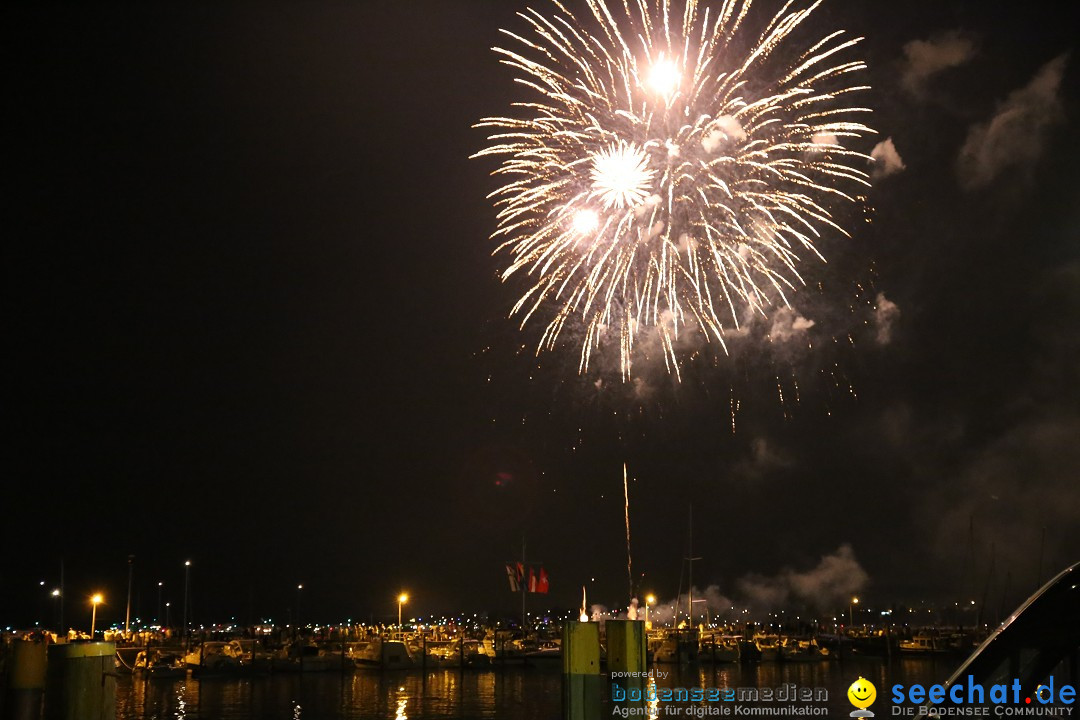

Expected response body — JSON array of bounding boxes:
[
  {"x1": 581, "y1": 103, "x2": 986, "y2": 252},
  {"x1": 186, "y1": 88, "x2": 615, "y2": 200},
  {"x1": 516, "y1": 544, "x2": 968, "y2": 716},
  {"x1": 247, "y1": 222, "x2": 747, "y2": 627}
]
[
  {"x1": 645, "y1": 677, "x2": 660, "y2": 720},
  {"x1": 116, "y1": 659, "x2": 957, "y2": 720}
]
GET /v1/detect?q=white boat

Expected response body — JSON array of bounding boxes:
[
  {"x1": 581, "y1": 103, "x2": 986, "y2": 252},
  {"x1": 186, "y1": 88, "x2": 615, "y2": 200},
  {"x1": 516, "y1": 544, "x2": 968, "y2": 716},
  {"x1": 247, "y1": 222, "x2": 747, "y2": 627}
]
[
  {"x1": 381, "y1": 634, "x2": 422, "y2": 670},
  {"x1": 900, "y1": 634, "x2": 948, "y2": 655},
  {"x1": 184, "y1": 640, "x2": 246, "y2": 674},
  {"x1": 270, "y1": 643, "x2": 346, "y2": 672},
  {"x1": 524, "y1": 639, "x2": 562, "y2": 664},
  {"x1": 347, "y1": 641, "x2": 381, "y2": 669},
  {"x1": 424, "y1": 639, "x2": 464, "y2": 668},
  {"x1": 463, "y1": 639, "x2": 493, "y2": 667},
  {"x1": 133, "y1": 649, "x2": 186, "y2": 679}
]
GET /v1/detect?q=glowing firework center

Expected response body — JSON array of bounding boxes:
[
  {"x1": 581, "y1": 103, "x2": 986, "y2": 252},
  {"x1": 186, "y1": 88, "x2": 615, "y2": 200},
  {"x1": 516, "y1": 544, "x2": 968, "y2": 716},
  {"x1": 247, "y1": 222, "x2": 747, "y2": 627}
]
[{"x1": 476, "y1": 0, "x2": 874, "y2": 378}]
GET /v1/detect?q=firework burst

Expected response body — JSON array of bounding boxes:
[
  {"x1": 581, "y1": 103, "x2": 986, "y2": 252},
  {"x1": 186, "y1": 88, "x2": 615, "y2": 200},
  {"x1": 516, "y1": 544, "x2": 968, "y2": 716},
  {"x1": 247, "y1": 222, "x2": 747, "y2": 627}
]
[{"x1": 474, "y1": 0, "x2": 874, "y2": 380}]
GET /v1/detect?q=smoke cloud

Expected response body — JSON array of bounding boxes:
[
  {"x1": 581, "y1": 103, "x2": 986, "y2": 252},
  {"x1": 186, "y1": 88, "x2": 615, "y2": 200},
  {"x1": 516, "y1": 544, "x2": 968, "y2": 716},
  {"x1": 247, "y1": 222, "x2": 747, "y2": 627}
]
[
  {"x1": 768, "y1": 307, "x2": 815, "y2": 343},
  {"x1": 956, "y1": 55, "x2": 1068, "y2": 190},
  {"x1": 737, "y1": 544, "x2": 869, "y2": 611},
  {"x1": 647, "y1": 545, "x2": 870, "y2": 625},
  {"x1": 873, "y1": 293, "x2": 901, "y2": 345},
  {"x1": 870, "y1": 138, "x2": 906, "y2": 179},
  {"x1": 732, "y1": 436, "x2": 793, "y2": 483},
  {"x1": 702, "y1": 116, "x2": 747, "y2": 153},
  {"x1": 901, "y1": 31, "x2": 977, "y2": 95},
  {"x1": 647, "y1": 584, "x2": 735, "y2": 626}
]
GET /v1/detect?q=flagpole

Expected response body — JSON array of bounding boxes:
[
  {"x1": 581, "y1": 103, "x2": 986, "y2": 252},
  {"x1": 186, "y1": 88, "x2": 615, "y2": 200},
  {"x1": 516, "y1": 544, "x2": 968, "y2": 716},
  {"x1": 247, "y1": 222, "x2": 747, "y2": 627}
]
[{"x1": 508, "y1": 538, "x2": 543, "y2": 635}]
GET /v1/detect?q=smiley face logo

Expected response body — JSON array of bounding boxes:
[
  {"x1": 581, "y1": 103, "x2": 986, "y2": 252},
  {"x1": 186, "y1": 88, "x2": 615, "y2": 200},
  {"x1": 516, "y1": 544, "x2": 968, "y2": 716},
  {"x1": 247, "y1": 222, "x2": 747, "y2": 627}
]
[{"x1": 848, "y1": 677, "x2": 877, "y2": 710}]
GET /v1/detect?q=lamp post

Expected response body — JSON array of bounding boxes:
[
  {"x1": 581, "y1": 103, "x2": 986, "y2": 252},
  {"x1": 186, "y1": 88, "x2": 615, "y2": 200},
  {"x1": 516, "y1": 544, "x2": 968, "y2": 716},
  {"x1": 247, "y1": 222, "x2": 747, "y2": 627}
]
[
  {"x1": 165, "y1": 602, "x2": 171, "y2": 631},
  {"x1": 645, "y1": 594, "x2": 656, "y2": 630},
  {"x1": 157, "y1": 582, "x2": 163, "y2": 626},
  {"x1": 295, "y1": 584, "x2": 303, "y2": 641},
  {"x1": 398, "y1": 593, "x2": 409, "y2": 628},
  {"x1": 51, "y1": 589, "x2": 61, "y2": 632},
  {"x1": 850, "y1": 597, "x2": 859, "y2": 628},
  {"x1": 90, "y1": 594, "x2": 104, "y2": 639},
  {"x1": 182, "y1": 560, "x2": 191, "y2": 650}
]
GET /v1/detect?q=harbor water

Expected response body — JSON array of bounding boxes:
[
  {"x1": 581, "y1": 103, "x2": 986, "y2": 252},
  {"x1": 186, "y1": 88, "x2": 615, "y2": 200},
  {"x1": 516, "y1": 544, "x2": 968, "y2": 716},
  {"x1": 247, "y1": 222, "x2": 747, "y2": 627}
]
[{"x1": 115, "y1": 656, "x2": 959, "y2": 719}]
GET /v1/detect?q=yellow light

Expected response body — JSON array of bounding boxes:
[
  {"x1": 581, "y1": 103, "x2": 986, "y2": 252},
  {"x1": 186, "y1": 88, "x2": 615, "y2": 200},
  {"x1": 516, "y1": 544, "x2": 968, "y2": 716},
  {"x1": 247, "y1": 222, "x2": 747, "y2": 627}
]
[
  {"x1": 91, "y1": 593, "x2": 104, "y2": 605},
  {"x1": 853, "y1": 597, "x2": 859, "y2": 604},
  {"x1": 571, "y1": 209, "x2": 599, "y2": 234},
  {"x1": 398, "y1": 593, "x2": 409, "y2": 604},
  {"x1": 647, "y1": 58, "x2": 680, "y2": 98},
  {"x1": 645, "y1": 594, "x2": 656, "y2": 605}
]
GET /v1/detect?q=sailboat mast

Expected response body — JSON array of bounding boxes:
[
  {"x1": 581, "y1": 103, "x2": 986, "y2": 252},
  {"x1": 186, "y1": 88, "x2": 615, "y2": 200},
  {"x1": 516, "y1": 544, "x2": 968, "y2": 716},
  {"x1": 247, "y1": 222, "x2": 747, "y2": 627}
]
[
  {"x1": 521, "y1": 535, "x2": 527, "y2": 631},
  {"x1": 688, "y1": 506, "x2": 693, "y2": 627},
  {"x1": 685, "y1": 505, "x2": 702, "y2": 629}
]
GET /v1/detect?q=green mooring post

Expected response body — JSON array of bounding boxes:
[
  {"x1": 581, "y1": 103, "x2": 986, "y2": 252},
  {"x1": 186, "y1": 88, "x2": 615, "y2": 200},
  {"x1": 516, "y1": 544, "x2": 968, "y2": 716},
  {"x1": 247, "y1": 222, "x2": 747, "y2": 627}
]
[
  {"x1": 605, "y1": 620, "x2": 646, "y2": 675},
  {"x1": 606, "y1": 620, "x2": 648, "y2": 717},
  {"x1": 44, "y1": 642, "x2": 116, "y2": 720},
  {"x1": 5, "y1": 639, "x2": 47, "y2": 720},
  {"x1": 562, "y1": 621, "x2": 601, "y2": 720}
]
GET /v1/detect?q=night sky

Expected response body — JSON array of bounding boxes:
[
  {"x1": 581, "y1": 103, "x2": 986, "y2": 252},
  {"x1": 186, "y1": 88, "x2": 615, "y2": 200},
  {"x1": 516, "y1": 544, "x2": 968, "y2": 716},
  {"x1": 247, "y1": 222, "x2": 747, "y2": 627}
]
[{"x1": 5, "y1": 1, "x2": 1077, "y2": 630}]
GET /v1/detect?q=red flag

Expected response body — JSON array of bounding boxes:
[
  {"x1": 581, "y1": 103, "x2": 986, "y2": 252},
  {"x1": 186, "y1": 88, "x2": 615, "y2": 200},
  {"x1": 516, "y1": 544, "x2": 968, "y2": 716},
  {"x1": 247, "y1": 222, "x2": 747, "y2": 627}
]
[
  {"x1": 505, "y1": 564, "x2": 520, "y2": 592},
  {"x1": 537, "y1": 567, "x2": 550, "y2": 594},
  {"x1": 528, "y1": 566, "x2": 537, "y2": 592}
]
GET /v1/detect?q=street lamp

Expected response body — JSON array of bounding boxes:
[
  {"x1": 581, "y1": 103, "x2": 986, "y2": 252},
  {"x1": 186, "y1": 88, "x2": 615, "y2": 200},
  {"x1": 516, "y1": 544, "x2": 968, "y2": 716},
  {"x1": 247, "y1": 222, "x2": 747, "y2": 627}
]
[
  {"x1": 51, "y1": 589, "x2": 61, "y2": 632},
  {"x1": 850, "y1": 597, "x2": 859, "y2": 628},
  {"x1": 165, "y1": 602, "x2": 171, "y2": 630},
  {"x1": 182, "y1": 560, "x2": 191, "y2": 650},
  {"x1": 398, "y1": 593, "x2": 409, "y2": 628},
  {"x1": 90, "y1": 594, "x2": 104, "y2": 639},
  {"x1": 645, "y1": 594, "x2": 656, "y2": 630},
  {"x1": 296, "y1": 584, "x2": 303, "y2": 640},
  {"x1": 157, "y1": 582, "x2": 163, "y2": 626}
]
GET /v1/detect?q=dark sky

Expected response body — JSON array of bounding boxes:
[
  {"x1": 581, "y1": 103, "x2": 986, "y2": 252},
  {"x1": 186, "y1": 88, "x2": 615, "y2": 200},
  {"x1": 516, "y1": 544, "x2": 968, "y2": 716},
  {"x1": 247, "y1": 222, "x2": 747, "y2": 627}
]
[{"x1": 4, "y1": 0, "x2": 1077, "y2": 630}]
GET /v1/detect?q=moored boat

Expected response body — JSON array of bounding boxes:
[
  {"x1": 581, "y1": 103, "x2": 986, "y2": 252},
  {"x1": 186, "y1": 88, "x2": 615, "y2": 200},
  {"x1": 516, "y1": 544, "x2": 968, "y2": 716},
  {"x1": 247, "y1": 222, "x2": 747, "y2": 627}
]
[
  {"x1": 779, "y1": 636, "x2": 829, "y2": 662},
  {"x1": 698, "y1": 633, "x2": 741, "y2": 663},
  {"x1": 133, "y1": 649, "x2": 186, "y2": 679},
  {"x1": 184, "y1": 640, "x2": 246, "y2": 675},
  {"x1": 753, "y1": 633, "x2": 780, "y2": 662},
  {"x1": 900, "y1": 633, "x2": 948, "y2": 655}
]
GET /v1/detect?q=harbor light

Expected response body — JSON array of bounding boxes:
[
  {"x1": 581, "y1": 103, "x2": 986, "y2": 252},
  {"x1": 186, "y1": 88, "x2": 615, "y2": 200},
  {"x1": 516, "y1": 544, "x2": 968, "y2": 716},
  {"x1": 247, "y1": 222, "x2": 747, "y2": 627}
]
[
  {"x1": 645, "y1": 594, "x2": 656, "y2": 630},
  {"x1": 398, "y1": 593, "x2": 409, "y2": 627},
  {"x1": 183, "y1": 560, "x2": 192, "y2": 649}
]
